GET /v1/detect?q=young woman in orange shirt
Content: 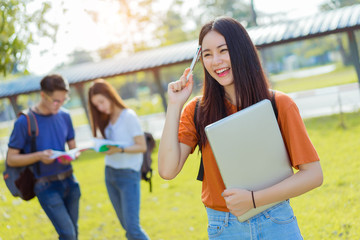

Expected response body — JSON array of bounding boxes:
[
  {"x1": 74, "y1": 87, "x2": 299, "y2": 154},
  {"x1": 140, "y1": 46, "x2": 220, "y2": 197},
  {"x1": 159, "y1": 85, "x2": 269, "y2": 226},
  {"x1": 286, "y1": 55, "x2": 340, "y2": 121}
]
[{"x1": 158, "y1": 16, "x2": 323, "y2": 239}]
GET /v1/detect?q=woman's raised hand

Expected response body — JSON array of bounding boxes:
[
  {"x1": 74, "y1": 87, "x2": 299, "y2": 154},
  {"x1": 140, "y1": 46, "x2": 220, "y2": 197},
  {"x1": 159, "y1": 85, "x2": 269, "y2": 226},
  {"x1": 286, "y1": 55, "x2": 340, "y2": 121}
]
[{"x1": 167, "y1": 68, "x2": 194, "y2": 106}]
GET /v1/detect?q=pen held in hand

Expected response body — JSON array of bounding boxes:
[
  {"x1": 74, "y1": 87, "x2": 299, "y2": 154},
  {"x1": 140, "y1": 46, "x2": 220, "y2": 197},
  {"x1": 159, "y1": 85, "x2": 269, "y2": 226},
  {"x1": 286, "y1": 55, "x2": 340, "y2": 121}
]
[{"x1": 186, "y1": 45, "x2": 202, "y2": 81}]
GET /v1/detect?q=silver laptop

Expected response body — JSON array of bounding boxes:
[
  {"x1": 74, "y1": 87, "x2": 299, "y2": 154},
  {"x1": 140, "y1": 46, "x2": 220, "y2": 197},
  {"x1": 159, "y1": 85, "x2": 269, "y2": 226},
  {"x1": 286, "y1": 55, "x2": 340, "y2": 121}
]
[{"x1": 204, "y1": 99, "x2": 293, "y2": 222}]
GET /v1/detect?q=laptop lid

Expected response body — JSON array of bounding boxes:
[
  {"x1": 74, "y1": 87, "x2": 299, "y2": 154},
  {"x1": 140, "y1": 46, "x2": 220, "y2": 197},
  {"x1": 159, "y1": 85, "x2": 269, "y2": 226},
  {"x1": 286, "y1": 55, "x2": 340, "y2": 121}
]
[{"x1": 204, "y1": 99, "x2": 293, "y2": 222}]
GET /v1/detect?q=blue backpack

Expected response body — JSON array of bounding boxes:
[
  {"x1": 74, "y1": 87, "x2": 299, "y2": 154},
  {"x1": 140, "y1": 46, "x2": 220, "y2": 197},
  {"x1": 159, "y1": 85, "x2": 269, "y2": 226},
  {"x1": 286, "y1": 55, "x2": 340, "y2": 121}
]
[{"x1": 3, "y1": 109, "x2": 39, "y2": 201}]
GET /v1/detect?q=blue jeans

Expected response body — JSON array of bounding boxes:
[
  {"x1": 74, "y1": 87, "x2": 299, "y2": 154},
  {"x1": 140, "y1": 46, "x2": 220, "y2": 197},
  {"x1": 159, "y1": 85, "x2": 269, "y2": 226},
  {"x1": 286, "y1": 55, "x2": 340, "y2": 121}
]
[
  {"x1": 34, "y1": 175, "x2": 81, "y2": 240},
  {"x1": 105, "y1": 166, "x2": 149, "y2": 240},
  {"x1": 206, "y1": 200, "x2": 303, "y2": 240}
]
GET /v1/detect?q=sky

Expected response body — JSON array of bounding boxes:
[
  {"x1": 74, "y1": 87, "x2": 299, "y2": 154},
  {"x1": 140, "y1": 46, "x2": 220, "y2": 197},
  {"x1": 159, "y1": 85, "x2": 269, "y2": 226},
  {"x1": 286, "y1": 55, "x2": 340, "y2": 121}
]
[{"x1": 26, "y1": 0, "x2": 327, "y2": 75}]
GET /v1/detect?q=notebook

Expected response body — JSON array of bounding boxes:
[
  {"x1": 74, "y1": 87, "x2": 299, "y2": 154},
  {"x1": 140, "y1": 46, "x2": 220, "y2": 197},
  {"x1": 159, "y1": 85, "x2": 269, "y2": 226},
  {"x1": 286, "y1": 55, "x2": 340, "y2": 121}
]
[{"x1": 204, "y1": 99, "x2": 293, "y2": 222}]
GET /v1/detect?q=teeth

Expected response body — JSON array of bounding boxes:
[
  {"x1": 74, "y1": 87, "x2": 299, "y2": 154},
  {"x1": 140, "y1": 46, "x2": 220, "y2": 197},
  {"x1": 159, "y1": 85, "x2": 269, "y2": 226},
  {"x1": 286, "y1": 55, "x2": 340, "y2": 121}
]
[{"x1": 216, "y1": 68, "x2": 228, "y2": 74}]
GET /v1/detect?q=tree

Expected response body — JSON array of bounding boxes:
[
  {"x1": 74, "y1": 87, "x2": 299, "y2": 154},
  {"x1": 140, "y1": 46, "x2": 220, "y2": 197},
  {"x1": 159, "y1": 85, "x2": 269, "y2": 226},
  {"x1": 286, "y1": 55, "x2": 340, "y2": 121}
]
[
  {"x1": 98, "y1": 43, "x2": 122, "y2": 60},
  {"x1": 0, "y1": 0, "x2": 57, "y2": 77},
  {"x1": 154, "y1": 0, "x2": 254, "y2": 47},
  {"x1": 196, "y1": 0, "x2": 252, "y2": 27},
  {"x1": 155, "y1": 5, "x2": 194, "y2": 46},
  {"x1": 89, "y1": 0, "x2": 162, "y2": 60},
  {"x1": 116, "y1": 0, "x2": 156, "y2": 52}
]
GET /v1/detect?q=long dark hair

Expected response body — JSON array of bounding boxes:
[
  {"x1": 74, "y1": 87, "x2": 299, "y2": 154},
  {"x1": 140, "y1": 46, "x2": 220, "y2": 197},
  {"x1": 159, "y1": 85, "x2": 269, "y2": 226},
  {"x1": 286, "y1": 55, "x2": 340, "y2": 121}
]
[
  {"x1": 88, "y1": 79, "x2": 128, "y2": 138},
  {"x1": 196, "y1": 16, "x2": 271, "y2": 147}
]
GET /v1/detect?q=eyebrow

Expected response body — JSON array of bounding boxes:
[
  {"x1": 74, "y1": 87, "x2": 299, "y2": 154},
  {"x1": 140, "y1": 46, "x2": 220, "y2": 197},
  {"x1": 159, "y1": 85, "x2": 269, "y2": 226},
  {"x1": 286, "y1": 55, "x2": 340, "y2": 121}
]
[{"x1": 202, "y1": 43, "x2": 227, "y2": 53}]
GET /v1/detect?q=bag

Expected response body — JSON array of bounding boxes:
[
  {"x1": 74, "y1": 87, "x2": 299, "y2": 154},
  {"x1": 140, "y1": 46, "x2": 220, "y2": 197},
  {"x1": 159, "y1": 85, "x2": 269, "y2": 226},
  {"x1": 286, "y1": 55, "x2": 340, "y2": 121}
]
[
  {"x1": 141, "y1": 132, "x2": 155, "y2": 192},
  {"x1": 4, "y1": 165, "x2": 37, "y2": 200},
  {"x1": 194, "y1": 90, "x2": 279, "y2": 181},
  {"x1": 3, "y1": 109, "x2": 39, "y2": 201}
]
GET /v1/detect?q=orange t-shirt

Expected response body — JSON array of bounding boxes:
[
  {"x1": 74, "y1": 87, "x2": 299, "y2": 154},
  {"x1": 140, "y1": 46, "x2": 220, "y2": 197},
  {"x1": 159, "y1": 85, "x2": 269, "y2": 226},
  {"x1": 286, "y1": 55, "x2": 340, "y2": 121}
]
[{"x1": 178, "y1": 91, "x2": 320, "y2": 212}]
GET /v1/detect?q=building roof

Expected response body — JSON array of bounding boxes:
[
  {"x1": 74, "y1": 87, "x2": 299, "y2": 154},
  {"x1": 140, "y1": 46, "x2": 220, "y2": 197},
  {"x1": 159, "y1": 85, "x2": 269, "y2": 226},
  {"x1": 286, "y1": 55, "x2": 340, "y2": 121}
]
[
  {"x1": 250, "y1": 4, "x2": 360, "y2": 47},
  {"x1": 1, "y1": 4, "x2": 360, "y2": 99}
]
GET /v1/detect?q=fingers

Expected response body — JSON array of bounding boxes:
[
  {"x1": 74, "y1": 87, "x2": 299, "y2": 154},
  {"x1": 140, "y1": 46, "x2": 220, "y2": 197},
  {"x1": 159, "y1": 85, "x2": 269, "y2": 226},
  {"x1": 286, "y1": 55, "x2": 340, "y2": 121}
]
[
  {"x1": 169, "y1": 81, "x2": 186, "y2": 92},
  {"x1": 169, "y1": 68, "x2": 193, "y2": 93},
  {"x1": 102, "y1": 150, "x2": 110, "y2": 155},
  {"x1": 222, "y1": 188, "x2": 236, "y2": 198},
  {"x1": 183, "y1": 67, "x2": 192, "y2": 83},
  {"x1": 187, "y1": 73, "x2": 194, "y2": 88},
  {"x1": 169, "y1": 79, "x2": 186, "y2": 93},
  {"x1": 222, "y1": 189, "x2": 253, "y2": 216},
  {"x1": 103, "y1": 147, "x2": 116, "y2": 155},
  {"x1": 58, "y1": 156, "x2": 71, "y2": 165},
  {"x1": 41, "y1": 150, "x2": 54, "y2": 159},
  {"x1": 38, "y1": 149, "x2": 56, "y2": 164},
  {"x1": 43, "y1": 149, "x2": 53, "y2": 156}
]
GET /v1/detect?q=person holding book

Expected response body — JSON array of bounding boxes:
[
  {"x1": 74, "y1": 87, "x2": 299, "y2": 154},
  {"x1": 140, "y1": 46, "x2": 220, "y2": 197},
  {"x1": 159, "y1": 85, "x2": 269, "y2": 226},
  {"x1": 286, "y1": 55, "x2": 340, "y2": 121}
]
[
  {"x1": 6, "y1": 74, "x2": 81, "y2": 239},
  {"x1": 158, "y1": 16, "x2": 323, "y2": 239},
  {"x1": 88, "y1": 79, "x2": 149, "y2": 240}
]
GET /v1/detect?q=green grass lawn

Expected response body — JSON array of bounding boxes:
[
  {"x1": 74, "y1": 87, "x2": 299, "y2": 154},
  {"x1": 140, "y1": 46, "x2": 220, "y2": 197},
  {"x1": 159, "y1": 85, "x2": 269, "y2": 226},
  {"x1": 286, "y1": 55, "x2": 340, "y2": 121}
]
[
  {"x1": 272, "y1": 65, "x2": 358, "y2": 93},
  {"x1": 1, "y1": 111, "x2": 359, "y2": 239}
]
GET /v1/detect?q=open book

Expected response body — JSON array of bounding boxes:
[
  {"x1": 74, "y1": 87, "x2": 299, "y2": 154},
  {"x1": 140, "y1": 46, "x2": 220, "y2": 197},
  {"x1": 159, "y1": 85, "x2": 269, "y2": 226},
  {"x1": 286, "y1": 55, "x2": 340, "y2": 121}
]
[
  {"x1": 51, "y1": 138, "x2": 125, "y2": 163},
  {"x1": 51, "y1": 148, "x2": 87, "y2": 163},
  {"x1": 93, "y1": 138, "x2": 124, "y2": 152}
]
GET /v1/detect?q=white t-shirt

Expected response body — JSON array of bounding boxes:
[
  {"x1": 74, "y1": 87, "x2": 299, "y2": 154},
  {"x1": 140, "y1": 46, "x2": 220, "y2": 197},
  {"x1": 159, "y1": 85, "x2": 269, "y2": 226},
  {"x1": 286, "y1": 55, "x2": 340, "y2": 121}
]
[{"x1": 104, "y1": 109, "x2": 144, "y2": 171}]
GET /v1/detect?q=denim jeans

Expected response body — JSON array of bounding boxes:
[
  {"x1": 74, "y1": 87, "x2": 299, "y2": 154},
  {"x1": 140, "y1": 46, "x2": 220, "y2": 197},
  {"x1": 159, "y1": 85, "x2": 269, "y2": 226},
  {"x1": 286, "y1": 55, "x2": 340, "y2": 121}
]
[
  {"x1": 105, "y1": 166, "x2": 149, "y2": 240},
  {"x1": 34, "y1": 175, "x2": 81, "y2": 240},
  {"x1": 206, "y1": 200, "x2": 303, "y2": 240}
]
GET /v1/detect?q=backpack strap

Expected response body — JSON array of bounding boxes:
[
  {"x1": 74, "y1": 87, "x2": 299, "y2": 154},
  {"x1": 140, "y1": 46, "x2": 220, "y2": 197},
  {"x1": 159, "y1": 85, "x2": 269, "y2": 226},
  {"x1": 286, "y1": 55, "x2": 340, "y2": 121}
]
[
  {"x1": 18, "y1": 108, "x2": 40, "y2": 174},
  {"x1": 194, "y1": 98, "x2": 204, "y2": 181},
  {"x1": 270, "y1": 90, "x2": 278, "y2": 120},
  {"x1": 195, "y1": 92, "x2": 279, "y2": 182},
  {"x1": 19, "y1": 109, "x2": 39, "y2": 136}
]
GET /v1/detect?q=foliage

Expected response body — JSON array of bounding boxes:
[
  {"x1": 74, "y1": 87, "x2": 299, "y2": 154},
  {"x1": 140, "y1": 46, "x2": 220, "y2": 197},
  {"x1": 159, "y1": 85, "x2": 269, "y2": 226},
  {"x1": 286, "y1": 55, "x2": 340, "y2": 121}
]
[
  {"x1": 196, "y1": 0, "x2": 252, "y2": 27},
  {"x1": 1, "y1": 111, "x2": 360, "y2": 239},
  {"x1": 155, "y1": 7, "x2": 194, "y2": 46},
  {"x1": 296, "y1": 37, "x2": 338, "y2": 60},
  {"x1": 153, "y1": 0, "x2": 356, "y2": 76},
  {"x1": 114, "y1": 0, "x2": 157, "y2": 52},
  {"x1": 0, "y1": 0, "x2": 57, "y2": 77},
  {"x1": 88, "y1": 0, "x2": 161, "y2": 60},
  {"x1": 154, "y1": 0, "x2": 255, "y2": 48},
  {"x1": 260, "y1": 33, "x2": 346, "y2": 74},
  {"x1": 98, "y1": 43, "x2": 122, "y2": 60}
]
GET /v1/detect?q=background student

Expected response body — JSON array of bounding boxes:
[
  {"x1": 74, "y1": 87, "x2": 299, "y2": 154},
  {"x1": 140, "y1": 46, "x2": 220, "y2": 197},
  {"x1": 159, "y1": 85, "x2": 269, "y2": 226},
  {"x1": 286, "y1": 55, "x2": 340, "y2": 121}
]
[
  {"x1": 7, "y1": 74, "x2": 81, "y2": 240},
  {"x1": 88, "y1": 79, "x2": 150, "y2": 240},
  {"x1": 158, "y1": 16, "x2": 323, "y2": 239}
]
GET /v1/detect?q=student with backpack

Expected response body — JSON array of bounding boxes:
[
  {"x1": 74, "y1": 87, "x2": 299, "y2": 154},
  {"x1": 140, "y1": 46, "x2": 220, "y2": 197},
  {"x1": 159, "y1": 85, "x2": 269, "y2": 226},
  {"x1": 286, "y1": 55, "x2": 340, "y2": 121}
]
[
  {"x1": 6, "y1": 74, "x2": 81, "y2": 240},
  {"x1": 88, "y1": 79, "x2": 150, "y2": 240},
  {"x1": 158, "y1": 17, "x2": 323, "y2": 239}
]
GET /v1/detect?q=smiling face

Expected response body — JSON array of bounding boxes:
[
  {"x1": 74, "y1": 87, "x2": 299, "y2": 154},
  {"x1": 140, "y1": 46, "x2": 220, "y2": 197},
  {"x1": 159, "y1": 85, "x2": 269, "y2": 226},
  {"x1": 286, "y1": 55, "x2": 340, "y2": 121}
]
[
  {"x1": 201, "y1": 30, "x2": 234, "y2": 89},
  {"x1": 91, "y1": 94, "x2": 112, "y2": 115}
]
